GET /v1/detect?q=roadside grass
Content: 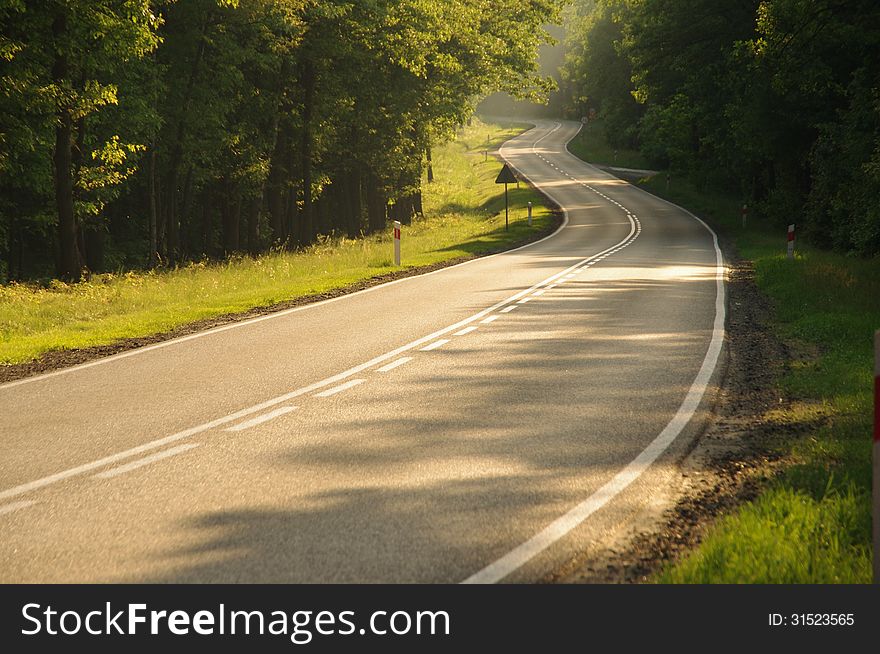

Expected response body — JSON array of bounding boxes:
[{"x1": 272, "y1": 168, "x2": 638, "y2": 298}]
[
  {"x1": 570, "y1": 130, "x2": 877, "y2": 583},
  {"x1": 633, "y1": 173, "x2": 878, "y2": 583},
  {"x1": 0, "y1": 119, "x2": 551, "y2": 365},
  {"x1": 566, "y1": 118, "x2": 653, "y2": 171}
]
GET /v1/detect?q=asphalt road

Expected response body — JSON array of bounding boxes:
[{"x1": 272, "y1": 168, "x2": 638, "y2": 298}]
[{"x1": 0, "y1": 120, "x2": 724, "y2": 583}]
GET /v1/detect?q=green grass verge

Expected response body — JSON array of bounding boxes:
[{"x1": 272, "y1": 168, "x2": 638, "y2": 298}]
[
  {"x1": 569, "y1": 127, "x2": 877, "y2": 582},
  {"x1": 566, "y1": 118, "x2": 653, "y2": 171},
  {"x1": 633, "y1": 174, "x2": 878, "y2": 583},
  {"x1": 0, "y1": 119, "x2": 553, "y2": 365}
]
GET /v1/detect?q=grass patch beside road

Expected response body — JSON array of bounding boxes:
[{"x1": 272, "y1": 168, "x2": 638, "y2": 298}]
[
  {"x1": 635, "y1": 173, "x2": 878, "y2": 583},
  {"x1": 0, "y1": 119, "x2": 552, "y2": 365},
  {"x1": 571, "y1": 134, "x2": 877, "y2": 582}
]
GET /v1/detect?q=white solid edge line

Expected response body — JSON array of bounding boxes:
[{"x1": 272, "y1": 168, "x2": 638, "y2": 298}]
[
  {"x1": 224, "y1": 405, "x2": 296, "y2": 432},
  {"x1": 376, "y1": 357, "x2": 414, "y2": 372},
  {"x1": 0, "y1": 121, "x2": 635, "y2": 504},
  {"x1": 314, "y1": 379, "x2": 366, "y2": 397},
  {"x1": 94, "y1": 443, "x2": 200, "y2": 479},
  {"x1": 0, "y1": 125, "x2": 570, "y2": 393},
  {"x1": 0, "y1": 500, "x2": 36, "y2": 516},
  {"x1": 420, "y1": 339, "x2": 451, "y2": 351},
  {"x1": 461, "y1": 120, "x2": 726, "y2": 584}
]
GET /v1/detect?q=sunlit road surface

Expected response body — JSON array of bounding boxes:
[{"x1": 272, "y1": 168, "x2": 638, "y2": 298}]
[{"x1": 0, "y1": 120, "x2": 724, "y2": 583}]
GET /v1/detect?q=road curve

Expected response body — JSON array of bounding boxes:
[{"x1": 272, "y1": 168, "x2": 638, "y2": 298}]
[{"x1": 0, "y1": 120, "x2": 724, "y2": 583}]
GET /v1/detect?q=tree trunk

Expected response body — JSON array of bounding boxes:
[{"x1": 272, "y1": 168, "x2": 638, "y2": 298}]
[
  {"x1": 84, "y1": 228, "x2": 103, "y2": 272},
  {"x1": 298, "y1": 59, "x2": 315, "y2": 245},
  {"x1": 365, "y1": 168, "x2": 386, "y2": 234},
  {"x1": 426, "y1": 144, "x2": 434, "y2": 183},
  {"x1": 267, "y1": 117, "x2": 290, "y2": 244},
  {"x1": 179, "y1": 165, "x2": 194, "y2": 258},
  {"x1": 52, "y1": 10, "x2": 81, "y2": 281},
  {"x1": 5, "y1": 217, "x2": 19, "y2": 281},
  {"x1": 2, "y1": 219, "x2": 9, "y2": 282},
  {"x1": 201, "y1": 189, "x2": 213, "y2": 257},
  {"x1": 391, "y1": 166, "x2": 422, "y2": 226},
  {"x1": 345, "y1": 168, "x2": 362, "y2": 237},
  {"x1": 317, "y1": 191, "x2": 331, "y2": 235},
  {"x1": 148, "y1": 148, "x2": 158, "y2": 266},
  {"x1": 14, "y1": 219, "x2": 24, "y2": 280},
  {"x1": 221, "y1": 184, "x2": 240, "y2": 255},
  {"x1": 163, "y1": 15, "x2": 208, "y2": 265},
  {"x1": 247, "y1": 195, "x2": 260, "y2": 255},
  {"x1": 286, "y1": 184, "x2": 297, "y2": 246}
]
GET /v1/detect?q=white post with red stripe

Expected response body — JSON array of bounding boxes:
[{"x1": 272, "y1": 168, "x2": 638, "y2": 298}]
[
  {"x1": 874, "y1": 329, "x2": 879, "y2": 584},
  {"x1": 741, "y1": 204, "x2": 748, "y2": 228},
  {"x1": 787, "y1": 224, "x2": 795, "y2": 259},
  {"x1": 393, "y1": 221, "x2": 401, "y2": 266}
]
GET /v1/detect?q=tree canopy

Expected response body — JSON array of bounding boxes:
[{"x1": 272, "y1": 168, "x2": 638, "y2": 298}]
[
  {"x1": 1, "y1": 0, "x2": 561, "y2": 281},
  {"x1": 562, "y1": 0, "x2": 880, "y2": 256}
]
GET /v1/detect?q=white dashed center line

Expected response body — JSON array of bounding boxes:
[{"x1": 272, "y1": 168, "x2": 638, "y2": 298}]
[
  {"x1": 0, "y1": 500, "x2": 36, "y2": 516},
  {"x1": 377, "y1": 357, "x2": 413, "y2": 372},
  {"x1": 225, "y1": 405, "x2": 297, "y2": 432},
  {"x1": 95, "y1": 444, "x2": 200, "y2": 479},
  {"x1": 314, "y1": 379, "x2": 366, "y2": 397},
  {"x1": 420, "y1": 339, "x2": 451, "y2": 351}
]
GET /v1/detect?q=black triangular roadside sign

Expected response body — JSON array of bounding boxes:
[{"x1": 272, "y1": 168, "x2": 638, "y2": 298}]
[{"x1": 495, "y1": 164, "x2": 517, "y2": 184}]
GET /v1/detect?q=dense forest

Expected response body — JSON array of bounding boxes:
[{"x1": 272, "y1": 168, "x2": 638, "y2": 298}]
[
  {"x1": 0, "y1": 0, "x2": 560, "y2": 281},
  {"x1": 562, "y1": 0, "x2": 880, "y2": 256}
]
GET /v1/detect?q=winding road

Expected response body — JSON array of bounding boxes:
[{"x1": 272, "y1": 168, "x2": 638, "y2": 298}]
[{"x1": 0, "y1": 120, "x2": 724, "y2": 583}]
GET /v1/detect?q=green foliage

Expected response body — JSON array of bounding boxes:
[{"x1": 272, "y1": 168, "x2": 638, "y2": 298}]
[
  {"x1": 0, "y1": 0, "x2": 562, "y2": 281},
  {"x1": 0, "y1": 0, "x2": 162, "y2": 279},
  {"x1": 562, "y1": 1, "x2": 640, "y2": 148},
  {"x1": 562, "y1": 0, "x2": 880, "y2": 255},
  {"x1": 807, "y1": 72, "x2": 880, "y2": 254},
  {"x1": 566, "y1": 117, "x2": 651, "y2": 170}
]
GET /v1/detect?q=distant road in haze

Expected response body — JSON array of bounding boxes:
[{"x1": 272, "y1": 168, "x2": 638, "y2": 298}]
[{"x1": 0, "y1": 120, "x2": 724, "y2": 583}]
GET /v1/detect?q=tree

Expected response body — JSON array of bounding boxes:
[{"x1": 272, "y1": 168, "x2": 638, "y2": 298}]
[
  {"x1": 1, "y1": 0, "x2": 563, "y2": 281},
  {"x1": 1, "y1": 0, "x2": 160, "y2": 280}
]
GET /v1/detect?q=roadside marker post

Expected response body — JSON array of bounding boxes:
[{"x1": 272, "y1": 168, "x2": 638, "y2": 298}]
[
  {"x1": 393, "y1": 220, "x2": 401, "y2": 266},
  {"x1": 742, "y1": 204, "x2": 748, "y2": 228},
  {"x1": 787, "y1": 224, "x2": 795, "y2": 259},
  {"x1": 874, "y1": 330, "x2": 879, "y2": 584},
  {"x1": 527, "y1": 201, "x2": 532, "y2": 227}
]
